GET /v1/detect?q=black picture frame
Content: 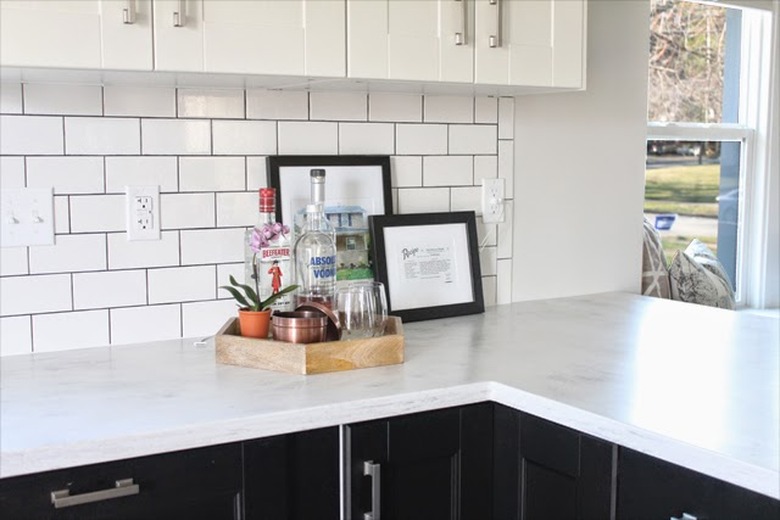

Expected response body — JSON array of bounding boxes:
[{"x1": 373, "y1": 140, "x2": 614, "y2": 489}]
[{"x1": 369, "y1": 211, "x2": 484, "y2": 323}]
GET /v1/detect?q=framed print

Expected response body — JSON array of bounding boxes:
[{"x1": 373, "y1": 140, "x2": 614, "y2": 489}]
[
  {"x1": 369, "y1": 211, "x2": 484, "y2": 323},
  {"x1": 267, "y1": 155, "x2": 392, "y2": 283}
]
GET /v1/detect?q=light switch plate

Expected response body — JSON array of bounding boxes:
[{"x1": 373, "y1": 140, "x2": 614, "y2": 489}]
[
  {"x1": 126, "y1": 185, "x2": 160, "y2": 241},
  {"x1": 0, "y1": 188, "x2": 55, "y2": 247}
]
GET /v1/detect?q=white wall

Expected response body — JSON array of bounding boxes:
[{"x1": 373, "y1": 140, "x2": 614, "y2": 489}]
[{"x1": 511, "y1": 0, "x2": 650, "y2": 301}]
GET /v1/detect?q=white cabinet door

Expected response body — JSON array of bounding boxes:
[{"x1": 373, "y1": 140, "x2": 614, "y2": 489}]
[
  {"x1": 474, "y1": 0, "x2": 585, "y2": 88},
  {"x1": 154, "y1": 0, "x2": 204, "y2": 72},
  {"x1": 347, "y1": 0, "x2": 474, "y2": 83},
  {"x1": 0, "y1": 0, "x2": 152, "y2": 70}
]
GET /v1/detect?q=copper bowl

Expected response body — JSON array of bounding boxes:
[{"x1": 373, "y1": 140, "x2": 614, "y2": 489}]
[
  {"x1": 295, "y1": 301, "x2": 342, "y2": 341},
  {"x1": 272, "y1": 311, "x2": 328, "y2": 344}
]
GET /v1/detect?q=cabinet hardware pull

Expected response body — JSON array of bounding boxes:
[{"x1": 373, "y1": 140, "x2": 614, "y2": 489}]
[
  {"x1": 488, "y1": 0, "x2": 501, "y2": 48},
  {"x1": 363, "y1": 460, "x2": 381, "y2": 520},
  {"x1": 122, "y1": 0, "x2": 136, "y2": 25},
  {"x1": 671, "y1": 514, "x2": 698, "y2": 520},
  {"x1": 173, "y1": 0, "x2": 186, "y2": 27},
  {"x1": 51, "y1": 478, "x2": 140, "y2": 509},
  {"x1": 454, "y1": 0, "x2": 466, "y2": 46}
]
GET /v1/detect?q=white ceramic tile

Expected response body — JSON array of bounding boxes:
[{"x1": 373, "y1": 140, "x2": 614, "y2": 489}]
[
  {"x1": 160, "y1": 193, "x2": 215, "y2": 229},
  {"x1": 30, "y1": 234, "x2": 106, "y2": 274},
  {"x1": 424, "y1": 96, "x2": 473, "y2": 123},
  {"x1": 24, "y1": 84, "x2": 102, "y2": 116},
  {"x1": 477, "y1": 218, "x2": 497, "y2": 247},
  {"x1": 391, "y1": 188, "x2": 399, "y2": 213},
  {"x1": 110, "y1": 304, "x2": 182, "y2": 345},
  {"x1": 0, "y1": 274, "x2": 72, "y2": 316},
  {"x1": 1, "y1": 83, "x2": 23, "y2": 114},
  {"x1": 0, "y1": 247, "x2": 27, "y2": 276},
  {"x1": 451, "y1": 186, "x2": 482, "y2": 212},
  {"x1": 180, "y1": 228, "x2": 245, "y2": 265},
  {"x1": 108, "y1": 231, "x2": 180, "y2": 270},
  {"x1": 396, "y1": 124, "x2": 447, "y2": 155},
  {"x1": 339, "y1": 123, "x2": 394, "y2": 154},
  {"x1": 1, "y1": 157, "x2": 25, "y2": 188},
  {"x1": 423, "y1": 156, "x2": 473, "y2": 187},
  {"x1": 474, "y1": 155, "x2": 498, "y2": 184},
  {"x1": 182, "y1": 299, "x2": 237, "y2": 338},
  {"x1": 141, "y1": 119, "x2": 210, "y2": 155},
  {"x1": 391, "y1": 156, "x2": 422, "y2": 187},
  {"x1": 278, "y1": 121, "x2": 337, "y2": 155},
  {"x1": 0, "y1": 316, "x2": 31, "y2": 356},
  {"x1": 397, "y1": 188, "x2": 450, "y2": 214},
  {"x1": 310, "y1": 92, "x2": 367, "y2": 121},
  {"x1": 104, "y1": 86, "x2": 176, "y2": 117},
  {"x1": 246, "y1": 157, "x2": 269, "y2": 191},
  {"x1": 70, "y1": 195, "x2": 125, "y2": 233},
  {"x1": 65, "y1": 117, "x2": 140, "y2": 155},
  {"x1": 105, "y1": 157, "x2": 178, "y2": 193},
  {"x1": 497, "y1": 200, "x2": 513, "y2": 259},
  {"x1": 73, "y1": 270, "x2": 147, "y2": 310},
  {"x1": 497, "y1": 258, "x2": 512, "y2": 304},
  {"x1": 177, "y1": 88, "x2": 245, "y2": 119},
  {"x1": 475, "y1": 97, "x2": 498, "y2": 124},
  {"x1": 498, "y1": 140, "x2": 514, "y2": 198},
  {"x1": 217, "y1": 192, "x2": 256, "y2": 227},
  {"x1": 33, "y1": 310, "x2": 109, "y2": 352},
  {"x1": 26, "y1": 157, "x2": 104, "y2": 194},
  {"x1": 369, "y1": 93, "x2": 422, "y2": 122},
  {"x1": 0, "y1": 115, "x2": 63, "y2": 155},
  {"x1": 212, "y1": 120, "x2": 276, "y2": 155},
  {"x1": 246, "y1": 90, "x2": 308, "y2": 120},
  {"x1": 498, "y1": 97, "x2": 514, "y2": 139},
  {"x1": 54, "y1": 196, "x2": 69, "y2": 233},
  {"x1": 179, "y1": 157, "x2": 244, "y2": 192},
  {"x1": 479, "y1": 245, "x2": 497, "y2": 276},
  {"x1": 148, "y1": 265, "x2": 215, "y2": 304},
  {"x1": 216, "y1": 263, "x2": 244, "y2": 295},
  {"x1": 449, "y1": 125, "x2": 497, "y2": 154},
  {"x1": 482, "y1": 275, "x2": 497, "y2": 307}
]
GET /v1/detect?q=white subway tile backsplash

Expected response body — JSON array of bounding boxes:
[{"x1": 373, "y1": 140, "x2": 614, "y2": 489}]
[
  {"x1": 0, "y1": 247, "x2": 27, "y2": 276},
  {"x1": 498, "y1": 140, "x2": 514, "y2": 198},
  {"x1": 246, "y1": 157, "x2": 268, "y2": 191},
  {"x1": 396, "y1": 124, "x2": 447, "y2": 155},
  {"x1": 161, "y1": 193, "x2": 215, "y2": 229},
  {"x1": 65, "y1": 117, "x2": 140, "y2": 155},
  {"x1": 26, "y1": 157, "x2": 104, "y2": 194},
  {"x1": 498, "y1": 97, "x2": 515, "y2": 139},
  {"x1": 141, "y1": 119, "x2": 210, "y2": 155},
  {"x1": 497, "y1": 258, "x2": 512, "y2": 304},
  {"x1": 179, "y1": 156, "x2": 245, "y2": 192},
  {"x1": 391, "y1": 156, "x2": 422, "y2": 187},
  {"x1": 482, "y1": 276, "x2": 497, "y2": 307},
  {"x1": 474, "y1": 155, "x2": 498, "y2": 184},
  {"x1": 310, "y1": 92, "x2": 367, "y2": 121},
  {"x1": 0, "y1": 156, "x2": 25, "y2": 187},
  {"x1": 105, "y1": 156, "x2": 178, "y2": 193},
  {"x1": 451, "y1": 186, "x2": 482, "y2": 213},
  {"x1": 108, "y1": 231, "x2": 180, "y2": 270},
  {"x1": 449, "y1": 125, "x2": 497, "y2": 155},
  {"x1": 0, "y1": 274, "x2": 72, "y2": 316},
  {"x1": 33, "y1": 310, "x2": 109, "y2": 352},
  {"x1": 212, "y1": 120, "x2": 276, "y2": 155},
  {"x1": 73, "y1": 270, "x2": 147, "y2": 310},
  {"x1": 30, "y1": 234, "x2": 106, "y2": 274},
  {"x1": 149, "y1": 265, "x2": 215, "y2": 304},
  {"x1": 217, "y1": 192, "x2": 256, "y2": 227},
  {"x1": 110, "y1": 304, "x2": 181, "y2": 345},
  {"x1": 1, "y1": 116, "x2": 63, "y2": 155},
  {"x1": 180, "y1": 228, "x2": 245, "y2": 265},
  {"x1": 278, "y1": 121, "x2": 337, "y2": 155},
  {"x1": 216, "y1": 263, "x2": 244, "y2": 293},
  {"x1": 0, "y1": 316, "x2": 32, "y2": 355},
  {"x1": 477, "y1": 218, "x2": 497, "y2": 248},
  {"x1": 182, "y1": 299, "x2": 237, "y2": 338},
  {"x1": 178, "y1": 88, "x2": 245, "y2": 119},
  {"x1": 247, "y1": 90, "x2": 308, "y2": 120},
  {"x1": 0, "y1": 83, "x2": 23, "y2": 114},
  {"x1": 475, "y1": 97, "x2": 498, "y2": 124},
  {"x1": 497, "y1": 200, "x2": 513, "y2": 259},
  {"x1": 70, "y1": 194, "x2": 125, "y2": 233},
  {"x1": 369, "y1": 93, "x2": 422, "y2": 122},
  {"x1": 423, "y1": 156, "x2": 473, "y2": 187},
  {"x1": 480, "y1": 246, "x2": 497, "y2": 276},
  {"x1": 54, "y1": 196, "x2": 69, "y2": 233},
  {"x1": 424, "y1": 96, "x2": 473, "y2": 123},
  {"x1": 104, "y1": 86, "x2": 176, "y2": 117},
  {"x1": 397, "y1": 188, "x2": 450, "y2": 214},
  {"x1": 339, "y1": 123, "x2": 394, "y2": 155},
  {"x1": 24, "y1": 84, "x2": 102, "y2": 116}
]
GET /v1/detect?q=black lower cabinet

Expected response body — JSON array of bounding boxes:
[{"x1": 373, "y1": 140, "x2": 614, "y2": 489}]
[{"x1": 617, "y1": 446, "x2": 780, "y2": 520}]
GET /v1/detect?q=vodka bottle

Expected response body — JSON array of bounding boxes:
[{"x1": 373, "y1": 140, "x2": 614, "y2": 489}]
[
  {"x1": 293, "y1": 169, "x2": 337, "y2": 307},
  {"x1": 244, "y1": 188, "x2": 293, "y2": 313}
]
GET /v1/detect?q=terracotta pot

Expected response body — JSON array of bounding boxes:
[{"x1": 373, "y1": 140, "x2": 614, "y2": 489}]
[{"x1": 237, "y1": 309, "x2": 271, "y2": 338}]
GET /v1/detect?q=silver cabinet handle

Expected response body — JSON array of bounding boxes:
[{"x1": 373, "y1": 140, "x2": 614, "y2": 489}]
[
  {"x1": 173, "y1": 0, "x2": 186, "y2": 27},
  {"x1": 488, "y1": 0, "x2": 501, "y2": 48},
  {"x1": 363, "y1": 460, "x2": 381, "y2": 520},
  {"x1": 671, "y1": 514, "x2": 698, "y2": 520},
  {"x1": 51, "y1": 478, "x2": 140, "y2": 509},
  {"x1": 122, "y1": 0, "x2": 136, "y2": 24},
  {"x1": 454, "y1": 0, "x2": 467, "y2": 46}
]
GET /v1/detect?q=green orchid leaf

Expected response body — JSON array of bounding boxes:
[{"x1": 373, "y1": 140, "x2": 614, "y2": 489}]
[
  {"x1": 258, "y1": 284, "x2": 299, "y2": 311},
  {"x1": 228, "y1": 275, "x2": 260, "y2": 309},
  {"x1": 219, "y1": 285, "x2": 251, "y2": 309}
]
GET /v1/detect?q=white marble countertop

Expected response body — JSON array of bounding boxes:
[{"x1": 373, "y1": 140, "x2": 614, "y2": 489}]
[{"x1": 1, "y1": 293, "x2": 778, "y2": 499}]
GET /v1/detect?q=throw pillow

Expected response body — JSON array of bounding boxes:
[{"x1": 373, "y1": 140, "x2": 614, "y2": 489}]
[
  {"x1": 668, "y1": 240, "x2": 736, "y2": 309},
  {"x1": 641, "y1": 218, "x2": 671, "y2": 298}
]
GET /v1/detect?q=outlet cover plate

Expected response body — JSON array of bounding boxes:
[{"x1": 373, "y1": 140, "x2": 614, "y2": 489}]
[
  {"x1": 481, "y1": 178, "x2": 505, "y2": 223},
  {"x1": 126, "y1": 185, "x2": 160, "y2": 241}
]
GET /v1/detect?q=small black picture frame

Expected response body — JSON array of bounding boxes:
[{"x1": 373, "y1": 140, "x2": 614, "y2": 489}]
[{"x1": 369, "y1": 211, "x2": 484, "y2": 323}]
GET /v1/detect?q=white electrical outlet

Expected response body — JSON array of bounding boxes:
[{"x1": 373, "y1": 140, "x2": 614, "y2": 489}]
[
  {"x1": 481, "y1": 178, "x2": 505, "y2": 223},
  {"x1": 126, "y1": 186, "x2": 160, "y2": 241}
]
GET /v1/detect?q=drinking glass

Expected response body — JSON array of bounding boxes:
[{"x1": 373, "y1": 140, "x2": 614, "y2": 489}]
[{"x1": 336, "y1": 282, "x2": 388, "y2": 340}]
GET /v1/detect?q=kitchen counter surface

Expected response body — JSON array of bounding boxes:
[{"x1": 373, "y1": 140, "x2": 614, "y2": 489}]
[{"x1": 1, "y1": 292, "x2": 778, "y2": 499}]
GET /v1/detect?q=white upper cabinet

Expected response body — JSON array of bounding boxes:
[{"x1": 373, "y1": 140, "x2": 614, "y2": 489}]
[{"x1": 154, "y1": 0, "x2": 204, "y2": 72}]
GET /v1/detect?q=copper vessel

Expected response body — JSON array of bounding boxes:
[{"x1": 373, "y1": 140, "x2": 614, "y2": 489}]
[{"x1": 271, "y1": 311, "x2": 328, "y2": 344}]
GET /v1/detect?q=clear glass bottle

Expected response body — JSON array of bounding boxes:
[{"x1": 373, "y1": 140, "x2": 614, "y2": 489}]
[
  {"x1": 244, "y1": 188, "x2": 293, "y2": 313},
  {"x1": 293, "y1": 169, "x2": 337, "y2": 307}
]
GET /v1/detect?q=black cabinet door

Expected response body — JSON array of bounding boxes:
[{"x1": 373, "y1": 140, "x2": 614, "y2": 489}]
[
  {"x1": 348, "y1": 403, "x2": 493, "y2": 520},
  {"x1": 617, "y1": 446, "x2": 780, "y2": 520}
]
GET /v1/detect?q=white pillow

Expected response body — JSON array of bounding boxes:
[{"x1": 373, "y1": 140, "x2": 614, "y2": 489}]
[{"x1": 668, "y1": 239, "x2": 736, "y2": 310}]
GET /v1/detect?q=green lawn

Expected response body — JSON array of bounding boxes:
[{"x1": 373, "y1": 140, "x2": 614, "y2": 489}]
[{"x1": 644, "y1": 164, "x2": 719, "y2": 217}]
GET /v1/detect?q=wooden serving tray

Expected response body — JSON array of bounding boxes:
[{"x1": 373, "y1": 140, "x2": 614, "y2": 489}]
[{"x1": 215, "y1": 316, "x2": 404, "y2": 375}]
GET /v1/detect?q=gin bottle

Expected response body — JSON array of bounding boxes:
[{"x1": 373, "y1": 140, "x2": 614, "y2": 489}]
[{"x1": 293, "y1": 169, "x2": 337, "y2": 307}]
